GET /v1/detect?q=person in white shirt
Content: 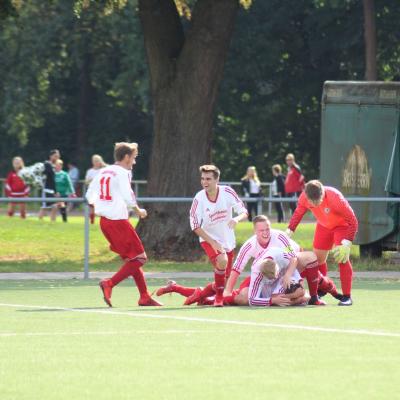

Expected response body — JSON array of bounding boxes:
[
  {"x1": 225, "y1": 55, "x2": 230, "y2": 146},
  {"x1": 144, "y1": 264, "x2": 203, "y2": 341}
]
[
  {"x1": 248, "y1": 247, "x2": 321, "y2": 306},
  {"x1": 85, "y1": 154, "x2": 107, "y2": 224},
  {"x1": 189, "y1": 164, "x2": 248, "y2": 307},
  {"x1": 86, "y1": 142, "x2": 162, "y2": 308},
  {"x1": 223, "y1": 214, "x2": 299, "y2": 304},
  {"x1": 241, "y1": 166, "x2": 262, "y2": 221}
]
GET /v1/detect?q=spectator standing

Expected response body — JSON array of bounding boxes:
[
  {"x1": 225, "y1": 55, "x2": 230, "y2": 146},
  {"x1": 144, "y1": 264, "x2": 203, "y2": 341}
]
[
  {"x1": 284, "y1": 153, "x2": 305, "y2": 214},
  {"x1": 271, "y1": 164, "x2": 285, "y2": 223},
  {"x1": 241, "y1": 166, "x2": 262, "y2": 221},
  {"x1": 85, "y1": 154, "x2": 107, "y2": 224},
  {"x1": 55, "y1": 159, "x2": 75, "y2": 222},
  {"x1": 67, "y1": 162, "x2": 80, "y2": 211},
  {"x1": 38, "y1": 149, "x2": 60, "y2": 221},
  {"x1": 5, "y1": 156, "x2": 30, "y2": 218}
]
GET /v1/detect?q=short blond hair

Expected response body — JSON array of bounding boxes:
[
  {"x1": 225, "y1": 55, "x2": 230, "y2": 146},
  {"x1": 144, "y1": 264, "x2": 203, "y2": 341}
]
[
  {"x1": 259, "y1": 258, "x2": 277, "y2": 279},
  {"x1": 286, "y1": 153, "x2": 295, "y2": 161},
  {"x1": 55, "y1": 159, "x2": 64, "y2": 166},
  {"x1": 252, "y1": 215, "x2": 270, "y2": 225},
  {"x1": 114, "y1": 142, "x2": 138, "y2": 162},
  {"x1": 199, "y1": 164, "x2": 220, "y2": 179}
]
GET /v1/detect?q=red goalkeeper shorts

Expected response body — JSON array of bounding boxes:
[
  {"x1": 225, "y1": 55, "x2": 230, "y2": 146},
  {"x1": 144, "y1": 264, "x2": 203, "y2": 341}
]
[
  {"x1": 100, "y1": 217, "x2": 145, "y2": 260},
  {"x1": 313, "y1": 223, "x2": 350, "y2": 251}
]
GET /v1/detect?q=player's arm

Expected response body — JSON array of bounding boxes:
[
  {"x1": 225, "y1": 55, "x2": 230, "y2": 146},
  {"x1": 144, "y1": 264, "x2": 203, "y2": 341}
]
[
  {"x1": 225, "y1": 240, "x2": 254, "y2": 294},
  {"x1": 330, "y1": 192, "x2": 358, "y2": 241},
  {"x1": 281, "y1": 256, "x2": 299, "y2": 290},
  {"x1": 287, "y1": 193, "x2": 308, "y2": 235},
  {"x1": 226, "y1": 187, "x2": 248, "y2": 229},
  {"x1": 85, "y1": 173, "x2": 100, "y2": 205},
  {"x1": 118, "y1": 171, "x2": 147, "y2": 218}
]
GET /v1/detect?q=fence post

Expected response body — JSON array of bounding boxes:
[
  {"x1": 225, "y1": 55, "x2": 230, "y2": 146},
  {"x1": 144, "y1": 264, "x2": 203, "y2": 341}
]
[
  {"x1": 268, "y1": 184, "x2": 272, "y2": 215},
  {"x1": 83, "y1": 202, "x2": 90, "y2": 279},
  {"x1": 257, "y1": 198, "x2": 263, "y2": 215}
]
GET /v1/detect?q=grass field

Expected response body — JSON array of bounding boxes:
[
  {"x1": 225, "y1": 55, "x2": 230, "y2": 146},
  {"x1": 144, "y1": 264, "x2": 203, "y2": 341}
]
[
  {"x1": 0, "y1": 216, "x2": 398, "y2": 273},
  {"x1": 0, "y1": 277, "x2": 399, "y2": 400}
]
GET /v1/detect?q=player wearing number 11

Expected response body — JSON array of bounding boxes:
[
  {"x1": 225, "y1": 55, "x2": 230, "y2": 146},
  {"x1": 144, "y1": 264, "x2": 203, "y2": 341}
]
[{"x1": 86, "y1": 142, "x2": 162, "y2": 307}]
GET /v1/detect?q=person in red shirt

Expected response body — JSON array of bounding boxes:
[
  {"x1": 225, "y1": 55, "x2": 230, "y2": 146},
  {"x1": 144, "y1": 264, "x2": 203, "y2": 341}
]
[
  {"x1": 286, "y1": 180, "x2": 358, "y2": 306},
  {"x1": 284, "y1": 153, "x2": 305, "y2": 214},
  {"x1": 5, "y1": 157, "x2": 29, "y2": 218}
]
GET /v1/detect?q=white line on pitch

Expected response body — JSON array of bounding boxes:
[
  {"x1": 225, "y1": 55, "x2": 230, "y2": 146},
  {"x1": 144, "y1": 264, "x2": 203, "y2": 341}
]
[
  {"x1": 0, "y1": 330, "x2": 206, "y2": 337},
  {"x1": 0, "y1": 303, "x2": 399, "y2": 338}
]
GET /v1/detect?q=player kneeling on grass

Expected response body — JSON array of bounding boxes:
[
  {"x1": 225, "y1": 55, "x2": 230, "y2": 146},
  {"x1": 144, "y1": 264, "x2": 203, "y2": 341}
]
[
  {"x1": 249, "y1": 247, "x2": 328, "y2": 306},
  {"x1": 86, "y1": 142, "x2": 162, "y2": 308}
]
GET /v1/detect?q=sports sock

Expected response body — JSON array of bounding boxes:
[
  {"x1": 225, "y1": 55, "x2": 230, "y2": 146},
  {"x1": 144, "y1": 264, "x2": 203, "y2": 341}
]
[
  {"x1": 199, "y1": 282, "x2": 216, "y2": 299},
  {"x1": 7, "y1": 210, "x2": 13, "y2": 217},
  {"x1": 20, "y1": 210, "x2": 26, "y2": 219},
  {"x1": 111, "y1": 259, "x2": 144, "y2": 287},
  {"x1": 214, "y1": 268, "x2": 225, "y2": 298},
  {"x1": 318, "y1": 274, "x2": 338, "y2": 296},
  {"x1": 339, "y1": 261, "x2": 353, "y2": 296},
  {"x1": 132, "y1": 266, "x2": 149, "y2": 297},
  {"x1": 173, "y1": 285, "x2": 197, "y2": 297},
  {"x1": 318, "y1": 262, "x2": 328, "y2": 276},
  {"x1": 304, "y1": 260, "x2": 320, "y2": 296},
  {"x1": 223, "y1": 294, "x2": 236, "y2": 305},
  {"x1": 60, "y1": 207, "x2": 67, "y2": 222}
]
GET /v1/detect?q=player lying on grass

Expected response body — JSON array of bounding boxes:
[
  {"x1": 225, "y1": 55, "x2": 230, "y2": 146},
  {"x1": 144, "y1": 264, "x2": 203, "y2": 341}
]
[
  {"x1": 249, "y1": 247, "x2": 325, "y2": 306},
  {"x1": 287, "y1": 180, "x2": 358, "y2": 306},
  {"x1": 86, "y1": 142, "x2": 162, "y2": 307},
  {"x1": 189, "y1": 164, "x2": 248, "y2": 307},
  {"x1": 156, "y1": 214, "x2": 341, "y2": 306}
]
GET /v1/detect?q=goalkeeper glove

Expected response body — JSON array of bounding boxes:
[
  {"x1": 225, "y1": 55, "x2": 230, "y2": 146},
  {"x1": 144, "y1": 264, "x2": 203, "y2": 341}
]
[{"x1": 331, "y1": 239, "x2": 352, "y2": 263}]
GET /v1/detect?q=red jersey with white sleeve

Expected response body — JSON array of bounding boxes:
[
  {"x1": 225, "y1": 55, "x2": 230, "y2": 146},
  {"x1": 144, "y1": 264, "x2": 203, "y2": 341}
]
[
  {"x1": 248, "y1": 247, "x2": 301, "y2": 307},
  {"x1": 232, "y1": 229, "x2": 300, "y2": 274},
  {"x1": 85, "y1": 164, "x2": 137, "y2": 220},
  {"x1": 189, "y1": 185, "x2": 247, "y2": 252},
  {"x1": 5, "y1": 171, "x2": 29, "y2": 197},
  {"x1": 288, "y1": 186, "x2": 358, "y2": 241}
]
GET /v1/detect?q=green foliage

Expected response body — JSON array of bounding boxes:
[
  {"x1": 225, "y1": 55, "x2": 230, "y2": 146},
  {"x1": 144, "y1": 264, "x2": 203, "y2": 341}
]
[{"x1": 0, "y1": 0, "x2": 399, "y2": 181}]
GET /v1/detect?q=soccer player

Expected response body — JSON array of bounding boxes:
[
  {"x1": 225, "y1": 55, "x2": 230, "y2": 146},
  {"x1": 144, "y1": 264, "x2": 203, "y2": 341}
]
[
  {"x1": 287, "y1": 180, "x2": 358, "y2": 306},
  {"x1": 189, "y1": 164, "x2": 248, "y2": 306},
  {"x1": 86, "y1": 142, "x2": 162, "y2": 307},
  {"x1": 248, "y1": 247, "x2": 320, "y2": 307}
]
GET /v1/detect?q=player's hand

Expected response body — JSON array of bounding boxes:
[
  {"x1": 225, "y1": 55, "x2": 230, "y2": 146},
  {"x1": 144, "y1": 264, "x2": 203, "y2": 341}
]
[
  {"x1": 136, "y1": 208, "x2": 147, "y2": 219},
  {"x1": 285, "y1": 228, "x2": 294, "y2": 238},
  {"x1": 228, "y1": 218, "x2": 238, "y2": 229},
  {"x1": 282, "y1": 273, "x2": 292, "y2": 290},
  {"x1": 69, "y1": 193, "x2": 77, "y2": 198},
  {"x1": 331, "y1": 240, "x2": 352, "y2": 263},
  {"x1": 271, "y1": 295, "x2": 292, "y2": 307},
  {"x1": 211, "y1": 240, "x2": 225, "y2": 254},
  {"x1": 223, "y1": 289, "x2": 232, "y2": 297}
]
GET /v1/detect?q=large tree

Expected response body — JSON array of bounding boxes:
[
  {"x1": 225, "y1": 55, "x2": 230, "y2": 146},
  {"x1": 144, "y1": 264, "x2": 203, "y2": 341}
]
[{"x1": 136, "y1": 0, "x2": 243, "y2": 260}]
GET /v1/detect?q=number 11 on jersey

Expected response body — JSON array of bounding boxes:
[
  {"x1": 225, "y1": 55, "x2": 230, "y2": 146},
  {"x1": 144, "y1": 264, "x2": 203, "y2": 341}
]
[{"x1": 100, "y1": 176, "x2": 112, "y2": 201}]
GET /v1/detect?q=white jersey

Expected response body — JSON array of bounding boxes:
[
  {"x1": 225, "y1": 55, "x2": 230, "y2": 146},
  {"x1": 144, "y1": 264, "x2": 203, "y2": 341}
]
[
  {"x1": 85, "y1": 168, "x2": 102, "y2": 184},
  {"x1": 85, "y1": 164, "x2": 137, "y2": 220},
  {"x1": 189, "y1": 185, "x2": 247, "y2": 252},
  {"x1": 232, "y1": 229, "x2": 300, "y2": 274},
  {"x1": 248, "y1": 247, "x2": 301, "y2": 307}
]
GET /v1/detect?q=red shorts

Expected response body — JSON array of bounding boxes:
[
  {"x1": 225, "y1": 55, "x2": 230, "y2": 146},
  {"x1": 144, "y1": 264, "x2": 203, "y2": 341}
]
[
  {"x1": 313, "y1": 223, "x2": 349, "y2": 251},
  {"x1": 100, "y1": 217, "x2": 144, "y2": 260},
  {"x1": 200, "y1": 241, "x2": 234, "y2": 277}
]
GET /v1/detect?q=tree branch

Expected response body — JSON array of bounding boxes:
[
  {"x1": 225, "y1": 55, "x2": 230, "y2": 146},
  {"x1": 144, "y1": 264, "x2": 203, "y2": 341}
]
[{"x1": 138, "y1": 0, "x2": 185, "y2": 92}]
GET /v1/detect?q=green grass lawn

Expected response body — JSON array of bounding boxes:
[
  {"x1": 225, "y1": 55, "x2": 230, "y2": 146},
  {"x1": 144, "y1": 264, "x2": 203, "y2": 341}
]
[
  {"x1": 0, "y1": 278, "x2": 399, "y2": 400},
  {"x1": 0, "y1": 215, "x2": 398, "y2": 273}
]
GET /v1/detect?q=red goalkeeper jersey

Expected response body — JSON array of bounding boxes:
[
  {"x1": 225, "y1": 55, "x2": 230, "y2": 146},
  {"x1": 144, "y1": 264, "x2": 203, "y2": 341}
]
[{"x1": 288, "y1": 186, "x2": 358, "y2": 241}]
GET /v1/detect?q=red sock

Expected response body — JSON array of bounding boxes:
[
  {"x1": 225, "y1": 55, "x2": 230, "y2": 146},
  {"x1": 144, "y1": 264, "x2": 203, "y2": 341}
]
[
  {"x1": 7, "y1": 210, "x2": 13, "y2": 217},
  {"x1": 20, "y1": 211, "x2": 26, "y2": 219},
  {"x1": 214, "y1": 269, "x2": 225, "y2": 298},
  {"x1": 304, "y1": 260, "x2": 320, "y2": 296},
  {"x1": 173, "y1": 285, "x2": 197, "y2": 297},
  {"x1": 199, "y1": 282, "x2": 216, "y2": 299},
  {"x1": 339, "y1": 261, "x2": 353, "y2": 296},
  {"x1": 132, "y1": 266, "x2": 149, "y2": 297},
  {"x1": 223, "y1": 294, "x2": 236, "y2": 305},
  {"x1": 111, "y1": 259, "x2": 144, "y2": 287},
  {"x1": 318, "y1": 274, "x2": 338, "y2": 296},
  {"x1": 318, "y1": 262, "x2": 328, "y2": 276}
]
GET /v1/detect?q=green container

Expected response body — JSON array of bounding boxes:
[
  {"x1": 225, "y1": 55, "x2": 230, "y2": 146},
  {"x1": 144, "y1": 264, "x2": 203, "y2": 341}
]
[{"x1": 320, "y1": 81, "x2": 400, "y2": 257}]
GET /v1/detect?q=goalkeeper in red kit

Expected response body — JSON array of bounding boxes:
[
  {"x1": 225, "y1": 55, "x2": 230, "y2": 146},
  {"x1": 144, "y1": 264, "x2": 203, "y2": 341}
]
[{"x1": 286, "y1": 180, "x2": 358, "y2": 306}]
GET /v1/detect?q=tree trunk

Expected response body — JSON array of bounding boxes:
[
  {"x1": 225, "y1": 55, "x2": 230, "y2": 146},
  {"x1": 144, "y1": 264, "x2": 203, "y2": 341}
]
[
  {"x1": 136, "y1": 0, "x2": 239, "y2": 260},
  {"x1": 363, "y1": 0, "x2": 377, "y2": 80}
]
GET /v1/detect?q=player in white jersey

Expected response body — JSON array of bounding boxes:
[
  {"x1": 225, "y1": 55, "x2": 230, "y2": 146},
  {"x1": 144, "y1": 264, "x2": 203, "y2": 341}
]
[
  {"x1": 248, "y1": 246, "x2": 322, "y2": 306},
  {"x1": 189, "y1": 164, "x2": 248, "y2": 306},
  {"x1": 86, "y1": 142, "x2": 162, "y2": 307},
  {"x1": 223, "y1": 215, "x2": 299, "y2": 302}
]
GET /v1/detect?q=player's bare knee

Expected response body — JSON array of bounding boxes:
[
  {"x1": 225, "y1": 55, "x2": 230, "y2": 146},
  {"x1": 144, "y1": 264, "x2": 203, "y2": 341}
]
[
  {"x1": 215, "y1": 254, "x2": 228, "y2": 270},
  {"x1": 135, "y1": 252, "x2": 148, "y2": 264}
]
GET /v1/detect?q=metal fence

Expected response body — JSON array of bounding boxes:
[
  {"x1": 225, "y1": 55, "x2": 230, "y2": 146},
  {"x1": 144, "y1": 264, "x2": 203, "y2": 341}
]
[{"x1": 1, "y1": 196, "x2": 399, "y2": 279}]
